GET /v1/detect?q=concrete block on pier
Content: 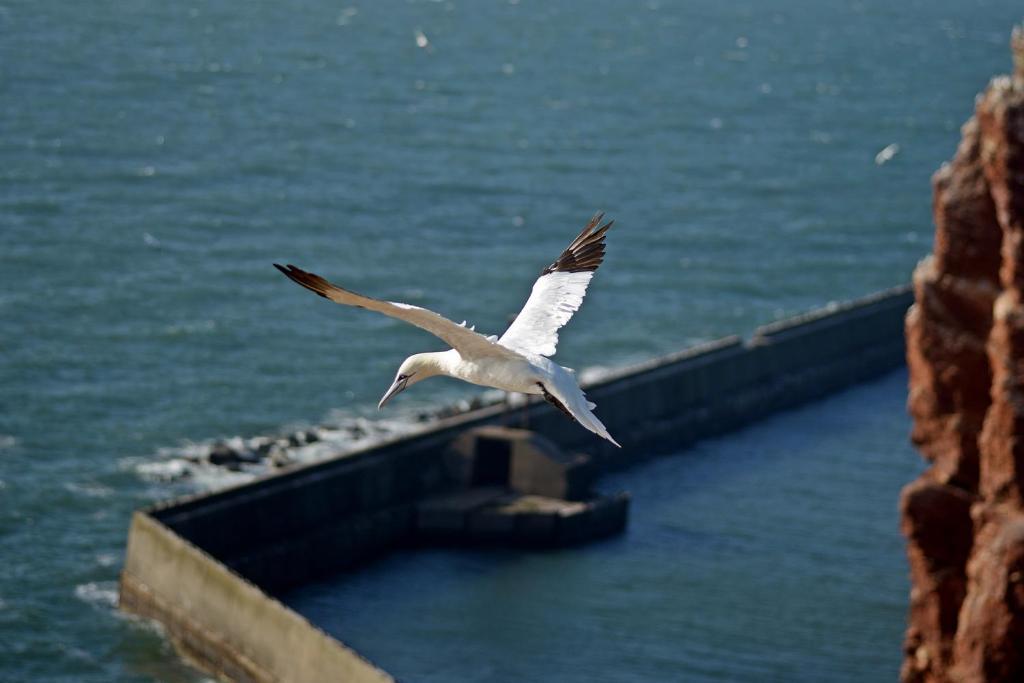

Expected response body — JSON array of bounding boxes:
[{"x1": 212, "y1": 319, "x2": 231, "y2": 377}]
[
  {"x1": 417, "y1": 490, "x2": 629, "y2": 547},
  {"x1": 418, "y1": 427, "x2": 629, "y2": 546},
  {"x1": 445, "y1": 426, "x2": 596, "y2": 500}
]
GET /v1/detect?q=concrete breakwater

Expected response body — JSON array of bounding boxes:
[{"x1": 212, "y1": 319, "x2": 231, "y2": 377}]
[{"x1": 119, "y1": 284, "x2": 913, "y2": 682}]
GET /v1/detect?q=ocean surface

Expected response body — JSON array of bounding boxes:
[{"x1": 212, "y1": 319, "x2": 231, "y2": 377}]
[{"x1": 1, "y1": 0, "x2": 1019, "y2": 680}]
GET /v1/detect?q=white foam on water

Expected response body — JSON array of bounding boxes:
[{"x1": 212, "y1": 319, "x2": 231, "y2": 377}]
[
  {"x1": 95, "y1": 553, "x2": 118, "y2": 568},
  {"x1": 74, "y1": 581, "x2": 118, "y2": 610},
  {"x1": 132, "y1": 458, "x2": 191, "y2": 482},
  {"x1": 188, "y1": 463, "x2": 259, "y2": 489},
  {"x1": 63, "y1": 481, "x2": 115, "y2": 498},
  {"x1": 128, "y1": 456, "x2": 257, "y2": 489},
  {"x1": 129, "y1": 409, "x2": 435, "y2": 493},
  {"x1": 58, "y1": 643, "x2": 96, "y2": 665}
]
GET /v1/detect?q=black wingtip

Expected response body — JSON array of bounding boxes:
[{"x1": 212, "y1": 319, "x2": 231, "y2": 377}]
[
  {"x1": 273, "y1": 262, "x2": 332, "y2": 299},
  {"x1": 540, "y1": 213, "x2": 613, "y2": 275},
  {"x1": 274, "y1": 263, "x2": 306, "y2": 280}
]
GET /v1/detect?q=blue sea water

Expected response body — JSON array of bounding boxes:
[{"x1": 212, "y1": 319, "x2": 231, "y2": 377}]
[{"x1": 1, "y1": 0, "x2": 1020, "y2": 680}]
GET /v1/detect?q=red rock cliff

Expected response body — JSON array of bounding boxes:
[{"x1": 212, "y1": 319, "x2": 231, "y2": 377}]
[{"x1": 902, "y1": 27, "x2": 1024, "y2": 683}]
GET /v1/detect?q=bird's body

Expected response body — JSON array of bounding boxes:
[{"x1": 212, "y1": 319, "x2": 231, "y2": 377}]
[
  {"x1": 435, "y1": 350, "x2": 542, "y2": 395},
  {"x1": 275, "y1": 213, "x2": 620, "y2": 447}
]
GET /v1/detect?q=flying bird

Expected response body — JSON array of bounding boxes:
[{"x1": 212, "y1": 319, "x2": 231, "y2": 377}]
[{"x1": 274, "y1": 213, "x2": 620, "y2": 447}]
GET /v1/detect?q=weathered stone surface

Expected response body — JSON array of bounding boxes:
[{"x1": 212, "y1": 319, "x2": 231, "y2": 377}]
[
  {"x1": 899, "y1": 480, "x2": 974, "y2": 683},
  {"x1": 932, "y1": 118, "x2": 1003, "y2": 282},
  {"x1": 906, "y1": 113, "x2": 1000, "y2": 490},
  {"x1": 951, "y1": 513, "x2": 1024, "y2": 682},
  {"x1": 980, "y1": 292, "x2": 1024, "y2": 506},
  {"x1": 902, "y1": 27, "x2": 1024, "y2": 683}
]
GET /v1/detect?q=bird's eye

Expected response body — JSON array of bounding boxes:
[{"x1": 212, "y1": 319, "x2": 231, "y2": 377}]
[{"x1": 397, "y1": 374, "x2": 408, "y2": 381}]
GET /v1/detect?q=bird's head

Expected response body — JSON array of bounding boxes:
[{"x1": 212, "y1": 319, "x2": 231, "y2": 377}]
[{"x1": 377, "y1": 353, "x2": 443, "y2": 409}]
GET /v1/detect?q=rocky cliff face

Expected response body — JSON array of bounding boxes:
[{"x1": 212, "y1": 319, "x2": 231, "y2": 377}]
[{"x1": 902, "y1": 27, "x2": 1024, "y2": 683}]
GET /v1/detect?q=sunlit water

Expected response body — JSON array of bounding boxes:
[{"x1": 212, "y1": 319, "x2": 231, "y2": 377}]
[{"x1": 1, "y1": 0, "x2": 1018, "y2": 680}]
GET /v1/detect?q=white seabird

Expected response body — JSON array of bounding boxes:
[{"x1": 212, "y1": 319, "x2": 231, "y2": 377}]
[{"x1": 274, "y1": 213, "x2": 620, "y2": 447}]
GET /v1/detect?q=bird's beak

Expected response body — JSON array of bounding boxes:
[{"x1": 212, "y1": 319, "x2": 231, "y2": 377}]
[{"x1": 378, "y1": 378, "x2": 407, "y2": 410}]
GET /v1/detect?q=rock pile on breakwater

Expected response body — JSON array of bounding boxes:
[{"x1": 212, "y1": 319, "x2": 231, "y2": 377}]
[
  {"x1": 136, "y1": 394, "x2": 506, "y2": 488},
  {"x1": 202, "y1": 429, "x2": 326, "y2": 470},
  {"x1": 902, "y1": 26, "x2": 1024, "y2": 683}
]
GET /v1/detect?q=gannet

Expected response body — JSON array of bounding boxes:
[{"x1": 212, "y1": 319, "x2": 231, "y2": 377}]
[{"x1": 274, "y1": 213, "x2": 620, "y2": 447}]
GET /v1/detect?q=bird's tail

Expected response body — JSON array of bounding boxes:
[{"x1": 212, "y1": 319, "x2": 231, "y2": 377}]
[
  {"x1": 578, "y1": 407, "x2": 621, "y2": 448},
  {"x1": 548, "y1": 374, "x2": 621, "y2": 448}
]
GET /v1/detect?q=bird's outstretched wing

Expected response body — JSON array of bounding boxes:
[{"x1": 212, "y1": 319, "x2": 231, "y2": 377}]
[
  {"x1": 498, "y1": 212, "x2": 613, "y2": 357},
  {"x1": 274, "y1": 264, "x2": 524, "y2": 361}
]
